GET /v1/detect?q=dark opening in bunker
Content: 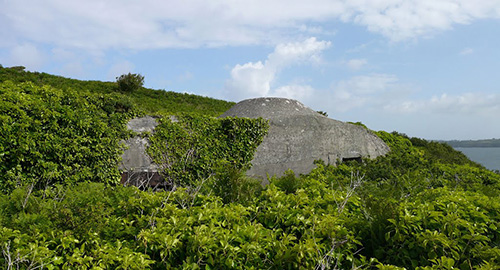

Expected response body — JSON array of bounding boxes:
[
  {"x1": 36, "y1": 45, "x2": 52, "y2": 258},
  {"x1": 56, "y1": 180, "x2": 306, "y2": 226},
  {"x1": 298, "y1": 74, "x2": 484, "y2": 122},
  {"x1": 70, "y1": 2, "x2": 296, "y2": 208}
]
[{"x1": 342, "y1": 156, "x2": 362, "y2": 163}]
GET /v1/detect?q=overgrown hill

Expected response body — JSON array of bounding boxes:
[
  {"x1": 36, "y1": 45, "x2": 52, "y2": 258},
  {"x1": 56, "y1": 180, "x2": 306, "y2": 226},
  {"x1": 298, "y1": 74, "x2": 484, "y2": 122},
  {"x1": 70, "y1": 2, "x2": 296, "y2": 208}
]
[
  {"x1": 2, "y1": 65, "x2": 500, "y2": 269},
  {"x1": 0, "y1": 65, "x2": 263, "y2": 194},
  {"x1": 0, "y1": 65, "x2": 234, "y2": 116}
]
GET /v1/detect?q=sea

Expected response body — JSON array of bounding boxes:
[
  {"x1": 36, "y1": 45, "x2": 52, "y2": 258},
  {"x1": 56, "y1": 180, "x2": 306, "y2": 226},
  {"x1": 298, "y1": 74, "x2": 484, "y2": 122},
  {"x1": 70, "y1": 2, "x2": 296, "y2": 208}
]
[{"x1": 454, "y1": 147, "x2": 500, "y2": 171}]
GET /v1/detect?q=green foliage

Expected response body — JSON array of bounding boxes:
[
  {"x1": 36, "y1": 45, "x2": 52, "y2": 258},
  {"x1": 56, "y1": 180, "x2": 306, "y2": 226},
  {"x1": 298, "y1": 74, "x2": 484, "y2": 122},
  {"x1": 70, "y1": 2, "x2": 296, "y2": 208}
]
[
  {"x1": 116, "y1": 73, "x2": 145, "y2": 93},
  {"x1": 410, "y1": 136, "x2": 482, "y2": 167},
  {"x1": 207, "y1": 165, "x2": 264, "y2": 204},
  {"x1": 0, "y1": 183, "x2": 154, "y2": 269},
  {"x1": 382, "y1": 188, "x2": 500, "y2": 268},
  {"x1": 0, "y1": 81, "x2": 136, "y2": 192},
  {"x1": 1, "y1": 130, "x2": 500, "y2": 269},
  {"x1": 0, "y1": 66, "x2": 234, "y2": 116},
  {"x1": 2, "y1": 67, "x2": 500, "y2": 269},
  {"x1": 147, "y1": 114, "x2": 269, "y2": 199},
  {"x1": 270, "y1": 169, "x2": 302, "y2": 194},
  {"x1": 0, "y1": 181, "x2": 369, "y2": 269},
  {"x1": 348, "y1": 121, "x2": 368, "y2": 129}
]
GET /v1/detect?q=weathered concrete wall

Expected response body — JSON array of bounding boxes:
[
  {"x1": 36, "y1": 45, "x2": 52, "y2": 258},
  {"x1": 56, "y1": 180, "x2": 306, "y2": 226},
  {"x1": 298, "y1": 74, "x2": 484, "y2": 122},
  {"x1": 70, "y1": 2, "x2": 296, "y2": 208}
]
[
  {"x1": 220, "y1": 97, "x2": 390, "y2": 183},
  {"x1": 119, "y1": 116, "x2": 162, "y2": 187}
]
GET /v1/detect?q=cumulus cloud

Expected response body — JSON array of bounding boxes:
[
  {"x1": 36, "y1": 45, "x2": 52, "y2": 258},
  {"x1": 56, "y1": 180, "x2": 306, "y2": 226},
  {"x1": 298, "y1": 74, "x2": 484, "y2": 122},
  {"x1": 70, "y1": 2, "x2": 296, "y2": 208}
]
[
  {"x1": 224, "y1": 37, "x2": 330, "y2": 101},
  {"x1": 386, "y1": 92, "x2": 500, "y2": 115},
  {"x1": 225, "y1": 61, "x2": 274, "y2": 99},
  {"x1": 326, "y1": 73, "x2": 500, "y2": 117},
  {"x1": 274, "y1": 85, "x2": 315, "y2": 100},
  {"x1": 2, "y1": 0, "x2": 500, "y2": 50},
  {"x1": 327, "y1": 74, "x2": 404, "y2": 112}
]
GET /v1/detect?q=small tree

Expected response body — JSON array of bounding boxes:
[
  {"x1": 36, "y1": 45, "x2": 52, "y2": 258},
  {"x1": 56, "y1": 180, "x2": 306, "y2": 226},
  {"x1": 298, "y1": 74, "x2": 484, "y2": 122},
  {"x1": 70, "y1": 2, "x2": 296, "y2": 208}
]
[{"x1": 116, "y1": 73, "x2": 144, "y2": 92}]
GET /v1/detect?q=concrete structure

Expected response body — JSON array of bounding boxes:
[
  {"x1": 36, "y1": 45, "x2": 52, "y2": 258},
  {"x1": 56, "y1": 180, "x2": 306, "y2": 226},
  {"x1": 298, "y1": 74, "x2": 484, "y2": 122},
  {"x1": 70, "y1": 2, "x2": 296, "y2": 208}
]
[
  {"x1": 220, "y1": 97, "x2": 390, "y2": 183},
  {"x1": 119, "y1": 116, "x2": 164, "y2": 188}
]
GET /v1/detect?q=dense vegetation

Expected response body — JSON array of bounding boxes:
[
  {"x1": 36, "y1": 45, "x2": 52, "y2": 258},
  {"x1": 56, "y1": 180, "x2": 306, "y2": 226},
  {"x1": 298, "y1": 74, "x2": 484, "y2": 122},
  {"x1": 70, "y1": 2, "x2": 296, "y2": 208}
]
[
  {"x1": 0, "y1": 80, "x2": 136, "y2": 193},
  {"x1": 1, "y1": 66, "x2": 500, "y2": 269},
  {"x1": 0, "y1": 66, "x2": 234, "y2": 116},
  {"x1": 147, "y1": 114, "x2": 268, "y2": 203}
]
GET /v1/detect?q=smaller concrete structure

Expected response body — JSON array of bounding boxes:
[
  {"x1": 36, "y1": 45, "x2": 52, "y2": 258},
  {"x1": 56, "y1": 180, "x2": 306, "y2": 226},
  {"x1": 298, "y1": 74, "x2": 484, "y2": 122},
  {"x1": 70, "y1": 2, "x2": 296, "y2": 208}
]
[{"x1": 119, "y1": 116, "x2": 164, "y2": 188}]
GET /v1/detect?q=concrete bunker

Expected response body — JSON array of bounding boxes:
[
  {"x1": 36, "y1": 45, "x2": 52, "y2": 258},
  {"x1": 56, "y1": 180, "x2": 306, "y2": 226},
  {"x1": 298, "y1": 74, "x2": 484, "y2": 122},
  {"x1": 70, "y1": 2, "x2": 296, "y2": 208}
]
[{"x1": 220, "y1": 97, "x2": 390, "y2": 183}]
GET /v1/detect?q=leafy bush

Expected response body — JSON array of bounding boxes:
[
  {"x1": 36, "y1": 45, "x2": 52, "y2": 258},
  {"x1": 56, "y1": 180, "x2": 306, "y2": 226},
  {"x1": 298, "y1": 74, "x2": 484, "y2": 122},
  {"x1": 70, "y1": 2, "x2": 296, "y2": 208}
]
[
  {"x1": 0, "y1": 181, "x2": 368, "y2": 269},
  {"x1": 0, "y1": 81, "x2": 136, "y2": 192},
  {"x1": 147, "y1": 114, "x2": 269, "y2": 191},
  {"x1": 270, "y1": 169, "x2": 302, "y2": 194},
  {"x1": 381, "y1": 188, "x2": 500, "y2": 268}
]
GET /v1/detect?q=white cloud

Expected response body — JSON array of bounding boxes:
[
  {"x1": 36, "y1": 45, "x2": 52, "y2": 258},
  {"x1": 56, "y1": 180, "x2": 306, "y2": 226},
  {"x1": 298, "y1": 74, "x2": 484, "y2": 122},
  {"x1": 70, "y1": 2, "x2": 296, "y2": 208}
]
[
  {"x1": 224, "y1": 37, "x2": 330, "y2": 101},
  {"x1": 274, "y1": 85, "x2": 315, "y2": 100},
  {"x1": 386, "y1": 92, "x2": 500, "y2": 115},
  {"x1": 345, "y1": 0, "x2": 500, "y2": 41},
  {"x1": 325, "y1": 74, "x2": 500, "y2": 117},
  {"x1": 2, "y1": 0, "x2": 500, "y2": 51},
  {"x1": 345, "y1": 59, "x2": 368, "y2": 70},
  {"x1": 270, "y1": 37, "x2": 331, "y2": 68},
  {"x1": 225, "y1": 61, "x2": 274, "y2": 99},
  {"x1": 327, "y1": 74, "x2": 404, "y2": 112},
  {"x1": 8, "y1": 43, "x2": 45, "y2": 70},
  {"x1": 318, "y1": 75, "x2": 500, "y2": 139}
]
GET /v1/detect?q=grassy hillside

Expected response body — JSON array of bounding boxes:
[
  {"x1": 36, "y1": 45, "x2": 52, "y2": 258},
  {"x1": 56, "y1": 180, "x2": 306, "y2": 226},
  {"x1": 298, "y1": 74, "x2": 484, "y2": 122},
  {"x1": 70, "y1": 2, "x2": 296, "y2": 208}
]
[
  {"x1": 0, "y1": 66, "x2": 234, "y2": 116},
  {"x1": 1, "y1": 66, "x2": 500, "y2": 269}
]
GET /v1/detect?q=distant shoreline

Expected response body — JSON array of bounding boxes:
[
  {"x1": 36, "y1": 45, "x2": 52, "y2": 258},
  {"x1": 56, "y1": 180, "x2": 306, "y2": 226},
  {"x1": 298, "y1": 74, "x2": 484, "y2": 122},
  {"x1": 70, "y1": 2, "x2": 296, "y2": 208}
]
[{"x1": 440, "y1": 138, "x2": 500, "y2": 148}]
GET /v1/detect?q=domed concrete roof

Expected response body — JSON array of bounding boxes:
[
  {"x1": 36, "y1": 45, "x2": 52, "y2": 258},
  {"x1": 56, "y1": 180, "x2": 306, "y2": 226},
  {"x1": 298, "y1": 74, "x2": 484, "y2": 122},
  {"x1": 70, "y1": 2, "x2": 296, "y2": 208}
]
[{"x1": 220, "y1": 97, "x2": 390, "y2": 183}]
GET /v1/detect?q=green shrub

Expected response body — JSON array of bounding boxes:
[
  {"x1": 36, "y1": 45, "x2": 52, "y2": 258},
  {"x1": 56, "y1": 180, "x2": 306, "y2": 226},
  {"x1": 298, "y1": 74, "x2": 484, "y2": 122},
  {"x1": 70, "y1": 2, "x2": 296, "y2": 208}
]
[
  {"x1": 0, "y1": 81, "x2": 136, "y2": 192},
  {"x1": 147, "y1": 114, "x2": 269, "y2": 191},
  {"x1": 207, "y1": 165, "x2": 263, "y2": 204},
  {"x1": 116, "y1": 73, "x2": 145, "y2": 93},
  {"x1": 380, "y1": 188, "x2": 500, "y2": 268},
  {"x1": 271, "y1": 169, "x2": 302, "y2": 194}
]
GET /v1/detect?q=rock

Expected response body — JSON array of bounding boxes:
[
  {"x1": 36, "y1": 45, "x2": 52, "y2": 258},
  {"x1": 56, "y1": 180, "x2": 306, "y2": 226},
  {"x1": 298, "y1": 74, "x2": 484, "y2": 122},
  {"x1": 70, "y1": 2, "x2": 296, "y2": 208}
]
[{"x1": 220, "y1": 97, "x2": 390, "y2": 183}]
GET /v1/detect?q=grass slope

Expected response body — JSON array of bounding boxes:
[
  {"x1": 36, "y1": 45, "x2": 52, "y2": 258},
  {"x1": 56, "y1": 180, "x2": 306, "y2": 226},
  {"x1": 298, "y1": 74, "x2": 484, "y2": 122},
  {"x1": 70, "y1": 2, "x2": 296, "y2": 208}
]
[{"x1": 0, "y1": 65, "x2": 234, "y2": 116}]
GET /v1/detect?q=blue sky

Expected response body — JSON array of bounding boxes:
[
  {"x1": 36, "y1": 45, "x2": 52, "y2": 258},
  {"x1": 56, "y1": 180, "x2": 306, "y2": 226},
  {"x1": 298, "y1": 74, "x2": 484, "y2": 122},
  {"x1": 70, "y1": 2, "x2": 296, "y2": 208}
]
[{"x1": 1, "y1": 0, "x2": 499, "y2": 140}]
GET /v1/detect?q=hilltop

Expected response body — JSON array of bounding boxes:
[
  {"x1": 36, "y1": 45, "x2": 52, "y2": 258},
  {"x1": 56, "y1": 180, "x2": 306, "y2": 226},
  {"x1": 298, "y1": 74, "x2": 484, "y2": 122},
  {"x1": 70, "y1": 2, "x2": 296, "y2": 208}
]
[{"x1": 0, "y1": 65, "x2": 234, "y2": 116}]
